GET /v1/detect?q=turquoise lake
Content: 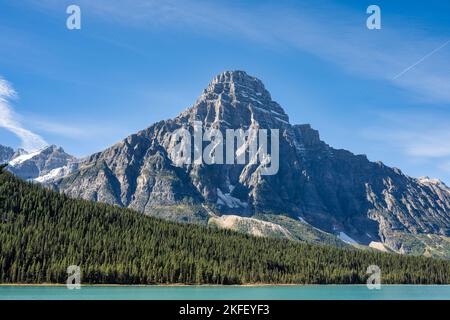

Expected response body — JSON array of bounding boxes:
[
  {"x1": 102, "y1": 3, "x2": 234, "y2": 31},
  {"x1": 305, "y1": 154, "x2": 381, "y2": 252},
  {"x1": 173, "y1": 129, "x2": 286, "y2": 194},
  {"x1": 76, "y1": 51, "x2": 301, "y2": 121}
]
[{"x1": 0, "y1": 285, "x2": 449, "y2": 300}]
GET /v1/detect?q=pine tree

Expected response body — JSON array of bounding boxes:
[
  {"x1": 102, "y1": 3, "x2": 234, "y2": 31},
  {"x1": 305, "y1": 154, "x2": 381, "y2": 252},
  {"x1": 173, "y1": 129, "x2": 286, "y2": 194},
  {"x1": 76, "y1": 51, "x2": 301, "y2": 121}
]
[{"x1": 0, "y1": 169, "x2": 449, "y2": 285}]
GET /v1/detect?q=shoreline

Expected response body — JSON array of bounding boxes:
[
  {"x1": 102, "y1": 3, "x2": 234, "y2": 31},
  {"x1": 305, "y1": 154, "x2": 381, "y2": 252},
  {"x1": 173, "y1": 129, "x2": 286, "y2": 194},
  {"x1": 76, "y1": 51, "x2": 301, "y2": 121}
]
[
  {"x1": 0, "y1": 283, "x2": 306, "y2": 287},
  {"x1": 1, "y1": 283, "x2": 449, "y2": 287}
]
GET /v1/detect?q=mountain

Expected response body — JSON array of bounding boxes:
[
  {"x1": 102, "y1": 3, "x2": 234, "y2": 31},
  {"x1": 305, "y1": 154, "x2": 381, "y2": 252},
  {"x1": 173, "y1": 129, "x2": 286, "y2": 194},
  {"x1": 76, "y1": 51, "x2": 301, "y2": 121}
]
[
  {"x1": 6, "y1": 145, "x2": 76, "y2": 181},
  {"x1": 50, "y1": 71, "x2": 450, "y2": 258},
  {"x1": 0, "y1": 145, "x2": 14, "y2": 164},
  {"x1": 1, "y1": 166, "x2": 449, "y2": 284}
]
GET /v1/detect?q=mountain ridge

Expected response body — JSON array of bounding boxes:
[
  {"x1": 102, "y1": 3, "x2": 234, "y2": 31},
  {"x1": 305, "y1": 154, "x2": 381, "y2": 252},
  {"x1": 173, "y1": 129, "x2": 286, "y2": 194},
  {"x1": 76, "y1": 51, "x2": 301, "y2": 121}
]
[
  {"x1": 52, "y1": 71, "x2": 450, "y2": 258},
  {"x1": 2, "y1": 166, "x2": 449, "y2": 284},
  {"x1": 5, "y1": 70, "x2": 450, "y2": 258},
  {"x1": 1, "y1": 144, "x2": 76, "y2": 181}
]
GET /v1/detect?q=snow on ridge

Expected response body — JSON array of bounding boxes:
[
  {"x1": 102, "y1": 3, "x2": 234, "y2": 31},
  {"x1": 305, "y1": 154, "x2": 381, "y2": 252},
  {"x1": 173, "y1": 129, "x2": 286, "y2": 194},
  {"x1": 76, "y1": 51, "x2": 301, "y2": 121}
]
[
  {"x1": 8, "y1": 149, "x2": 42, "y2": 166},
  {"x1": 297, "y1": 216, "x2": 309, "y2": 225},
  {"x1": 33, "y1": 161, "x2": 80, "y2": 183},
  {"x1": 338, "y1": 232, "x2": 359, "y2": 245},
  {"x1": 216, "y1": 188, "x2": 248, "y2": 208},
  {"x1": 419, "y1": 176, "x2": 441, "y2": 184},
  {"x1": 249, "y1": 97, "x2": 263, "y2": 105},
  {"x1": 274, "y1": 116, "x2": 289, "y2": 124},
  {"x1": 34, "y1": 167, "x2": 64, "y2": 183},
  {"x1": 270, "y1": 109, "x2": 284, "y2": 116},
  {"x1": 253, "y1": 106, "x2": 271, "y2": 114},
  {"x1": 418, "y1": 176, "x2": 447, "y2": 186}
]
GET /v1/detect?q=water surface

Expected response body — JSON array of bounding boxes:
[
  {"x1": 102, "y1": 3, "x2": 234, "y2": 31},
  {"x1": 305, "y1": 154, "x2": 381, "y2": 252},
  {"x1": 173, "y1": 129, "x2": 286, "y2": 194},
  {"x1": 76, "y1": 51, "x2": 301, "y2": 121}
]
[{"x1": 1, "y1": 285, "x2": 449, "y2": 300}]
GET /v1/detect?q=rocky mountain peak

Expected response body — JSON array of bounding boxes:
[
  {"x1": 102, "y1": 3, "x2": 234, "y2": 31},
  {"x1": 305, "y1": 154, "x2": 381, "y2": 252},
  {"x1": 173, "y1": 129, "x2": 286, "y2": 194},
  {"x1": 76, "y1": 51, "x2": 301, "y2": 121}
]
[
  {"x1": 418, "y1": 176, "x2": 449, "y2": 190},
  {"x1": 42, "y1": 144, "x2": 66, "y2": 154},
  {"x1": 0, "y1": 145, "x2": 14, "y2": 164},
  {"x1": 7, "y1": 144, "x2": 75, "y2": 180},
  {"x1": 12, "y1": 148, "x2": 28, "y2": 159},
  {"x1": 205, "y1": 70, "x2": 271, "y2": 99},
  {"x1": 179, "y1": 71, "x2": 289, "y2": 128}
]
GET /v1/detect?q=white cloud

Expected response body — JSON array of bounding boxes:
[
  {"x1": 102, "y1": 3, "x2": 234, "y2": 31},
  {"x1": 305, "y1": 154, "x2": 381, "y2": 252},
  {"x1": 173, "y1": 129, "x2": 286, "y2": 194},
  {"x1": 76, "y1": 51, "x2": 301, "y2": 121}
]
[
  {"x1": 406, "y1": 137, "x2": 450, "y2": 158},
  {"x1": 361, "y1": 113, "x2": 450, "y2": 189},
  {"x1": 27, "y1": 117, "x2": 89, "y2": 138},
  {"x1": 363, "y1": 112, "x2": 450, "y2": 159},
  {"x1": 361, "y1": 111, "x2": 450, "y2": 183},
  {"x1": 388, "y1": 130, "x2": 450, "y2": 158},
  {"x1": 37, "y1": 0, "x2": 450, "y2": 104},
  {"x1": 26, "y1": 116, "x2": 120, "y2": 140},
  {"x1": 0, "y1": 77, "x2": 48, "y2": 151},
  {"x1": 18, "y1": 1, "x2": 450, "y2": 105}
]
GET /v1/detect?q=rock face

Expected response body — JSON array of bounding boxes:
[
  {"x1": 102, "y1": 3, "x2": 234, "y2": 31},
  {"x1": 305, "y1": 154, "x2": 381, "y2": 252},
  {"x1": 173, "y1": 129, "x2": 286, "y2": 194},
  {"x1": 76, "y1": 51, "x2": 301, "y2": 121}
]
[
  {"x1": 52, "y1": 71, "x2": 450, "y2": 258},
  {"x1": 7, "y1": 145, "x2": 76, "y2": 181},
  {"x1": 0, "y1": 145, "x2": 14, "y2": 164}
]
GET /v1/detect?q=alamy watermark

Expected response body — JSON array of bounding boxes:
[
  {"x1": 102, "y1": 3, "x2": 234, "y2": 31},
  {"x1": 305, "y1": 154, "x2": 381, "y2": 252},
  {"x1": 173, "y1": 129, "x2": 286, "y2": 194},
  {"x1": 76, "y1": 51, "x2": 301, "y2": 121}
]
[
  {"x1": 366, "y1": 265, "x2": 381, "y2": 290},
  {"x1": 66, "y1": 5, "x2": 81, "y2": 30},
  {"x1": 66, "y1": 265, "x2": 81, "y2": 289},
  {"x1": 366, "y1": 5, "x2": 381, "y2": 30},
  {"x1": 65, "y1": 4, "x2": 382, "y2": 31},
  {"x1": 169, "y1": 121, "x2": 279, "y2": 175}
]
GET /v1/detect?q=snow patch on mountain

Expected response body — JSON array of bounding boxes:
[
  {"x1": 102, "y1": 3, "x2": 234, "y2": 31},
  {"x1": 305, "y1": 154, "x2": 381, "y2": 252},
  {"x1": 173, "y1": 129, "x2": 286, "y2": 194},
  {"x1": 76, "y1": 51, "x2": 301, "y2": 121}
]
[
  {"x1": 8, "y1": 149, "x2": 41, "y2": 166},
  {"x1": 216, "y1": 188, "x2": 248, "y2": 208},
  {"x1": 298, "y1": 216, "x2": 309, "y2": 224},
  {"x1": 34, "y1": 167, "x2": 64, "y2": 183},
  {"x1": 338, "y1": 232, "x2": 359, "y2": 245},
  {"x1": 418, "y1": 177, "x2": 449, "y2": 189},
  {"x1": 5, "y1": 144, "x2": 76, "y2": 181}
]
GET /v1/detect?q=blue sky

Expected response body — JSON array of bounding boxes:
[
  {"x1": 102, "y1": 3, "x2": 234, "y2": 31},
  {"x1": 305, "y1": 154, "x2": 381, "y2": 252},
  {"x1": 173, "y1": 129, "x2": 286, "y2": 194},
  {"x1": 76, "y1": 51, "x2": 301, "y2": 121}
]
[{"x1": 1, "y1": 0, "x2": 450, "y2": 183}]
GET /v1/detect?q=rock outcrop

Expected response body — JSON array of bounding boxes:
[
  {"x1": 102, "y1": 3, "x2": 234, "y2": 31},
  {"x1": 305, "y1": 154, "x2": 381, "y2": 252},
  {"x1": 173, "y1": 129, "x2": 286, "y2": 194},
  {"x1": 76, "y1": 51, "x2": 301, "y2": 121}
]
[{"x1": 0, "y1": 145, "x2": 14, "y2": 164}]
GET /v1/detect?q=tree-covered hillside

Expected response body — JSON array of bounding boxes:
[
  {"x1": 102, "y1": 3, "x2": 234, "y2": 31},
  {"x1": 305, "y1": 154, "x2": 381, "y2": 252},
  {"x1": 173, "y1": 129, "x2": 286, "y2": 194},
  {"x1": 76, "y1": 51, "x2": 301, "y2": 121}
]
[{"x1": 0, "y1": 166, "x2": 449, "y2": 285}]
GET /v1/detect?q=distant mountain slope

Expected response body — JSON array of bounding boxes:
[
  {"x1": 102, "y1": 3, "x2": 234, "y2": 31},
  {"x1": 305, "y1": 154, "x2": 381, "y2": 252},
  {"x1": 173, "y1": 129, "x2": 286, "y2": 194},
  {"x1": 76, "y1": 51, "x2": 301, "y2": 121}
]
[
  {"x1": 0, "y1": 145, "x2": 14, "y2": 164},
  {"x1": 49, "y1": 71, "x2": 450, "y2": 258},
  {"x1": 1, "y1": 166, "x2": 449, "y2": 284},
  {"x1": 4, "y1": 145, "x2": 76, "y2": 181}
]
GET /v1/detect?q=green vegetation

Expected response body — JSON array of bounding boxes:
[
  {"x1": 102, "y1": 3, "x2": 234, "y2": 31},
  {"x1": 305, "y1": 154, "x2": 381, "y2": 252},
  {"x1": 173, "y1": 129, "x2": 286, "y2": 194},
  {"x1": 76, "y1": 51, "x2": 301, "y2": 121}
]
[
  {"x1": 148, "y1": 204, "x2": 209, "y2": 225},
  {"x1": 388, "y1": 231, "x2": 450, "y2": 260},
  {"x1": 0, "y1": 166, "x2": 449, "y2": 285}
]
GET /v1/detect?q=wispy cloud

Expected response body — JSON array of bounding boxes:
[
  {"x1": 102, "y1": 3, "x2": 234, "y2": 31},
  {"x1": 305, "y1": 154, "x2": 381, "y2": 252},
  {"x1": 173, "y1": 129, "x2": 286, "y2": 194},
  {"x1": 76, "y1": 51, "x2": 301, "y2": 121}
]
[
  {"x1": 0, "y1": 77, "x2": 48, "y2": 151},
  {"x1": 371, "y1": 129, "x2": 450, "y2": 158},
  {"x1": 25, "y1": 116, "x2": 122, "y2": 140},
  {"x1": 26, "y1": 117, "x2": 91, "y2": 138},
  {"x1": 361, "y1": 111, "x2": 450, "y2": 183},
  {"x1": 31, "y1": 0, "x2": 450, "y2": 103},
  {"x1": 363, "y1": 111, "x2": 450, "y2": 157}
]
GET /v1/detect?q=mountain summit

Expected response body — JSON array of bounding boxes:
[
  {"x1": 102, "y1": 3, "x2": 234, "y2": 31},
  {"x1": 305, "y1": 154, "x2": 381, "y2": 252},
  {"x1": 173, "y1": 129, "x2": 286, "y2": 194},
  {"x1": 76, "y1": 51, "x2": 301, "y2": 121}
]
[
  {"x1": 179, "y1": 70, "x2": 289, "y2": 129},
  {"x1": 49, "y1": 71, "x2": 450, "y2": 258}
]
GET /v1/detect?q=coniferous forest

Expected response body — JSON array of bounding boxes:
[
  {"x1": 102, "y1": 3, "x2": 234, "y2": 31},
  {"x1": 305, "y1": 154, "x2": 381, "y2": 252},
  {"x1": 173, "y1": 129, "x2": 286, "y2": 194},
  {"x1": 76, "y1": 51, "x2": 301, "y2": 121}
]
[{"x1": 0, "y1": 166, "x2": 449, "y2": 285}]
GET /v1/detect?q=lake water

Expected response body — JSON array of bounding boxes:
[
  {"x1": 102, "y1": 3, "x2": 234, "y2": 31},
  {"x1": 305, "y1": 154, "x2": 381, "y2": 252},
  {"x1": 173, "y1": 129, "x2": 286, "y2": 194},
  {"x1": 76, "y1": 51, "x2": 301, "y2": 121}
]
[{"x1": 0, "y1": 285, "x2": 449, "y2": 300}]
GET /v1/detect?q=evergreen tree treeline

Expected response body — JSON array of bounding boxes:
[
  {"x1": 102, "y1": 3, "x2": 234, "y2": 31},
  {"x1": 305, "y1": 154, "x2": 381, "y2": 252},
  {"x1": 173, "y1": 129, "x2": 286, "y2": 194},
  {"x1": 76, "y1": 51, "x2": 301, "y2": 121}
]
[{"x1": 0, "y1": 167, "x2": 449, "y2": 285}]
